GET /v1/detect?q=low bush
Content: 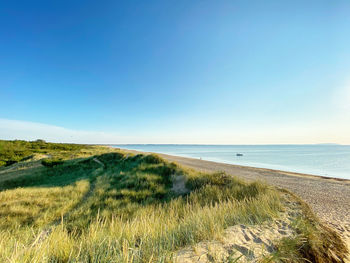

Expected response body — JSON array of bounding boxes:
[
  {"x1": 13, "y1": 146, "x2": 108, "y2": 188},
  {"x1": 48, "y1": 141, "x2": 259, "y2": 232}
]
[
  {"x1": 142, "y1": 154, "x2": 163, "y2": 164},
  {"x1": 41, "y1": 158, "x2": 64, "y2": 167}
]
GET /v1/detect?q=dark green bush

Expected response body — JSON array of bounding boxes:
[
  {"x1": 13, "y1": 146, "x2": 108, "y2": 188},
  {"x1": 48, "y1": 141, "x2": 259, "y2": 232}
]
[{"x1": 41, "y1": 158, "x2": 64, "y2": 167}]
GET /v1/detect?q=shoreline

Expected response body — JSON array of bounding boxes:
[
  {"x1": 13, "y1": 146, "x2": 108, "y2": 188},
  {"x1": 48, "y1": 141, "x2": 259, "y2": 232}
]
[
  {"x1": 112, "y1": 146, "x2": 350, "y2": 183},
  {"x1": 164, "y1": 153, "x2": 350, "y2": 183},
  {"x1": 113, "y1": 146, "x2": 350, "y2": 252}
]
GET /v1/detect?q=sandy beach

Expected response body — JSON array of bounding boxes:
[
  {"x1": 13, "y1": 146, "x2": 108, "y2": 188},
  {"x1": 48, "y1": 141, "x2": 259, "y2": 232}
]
[
  {"x1": 160, "y1": 153, "x2": 350, "y2": 251},
  {"x1": 122, "y1": 149, "x2": 350, "y2": 254}
]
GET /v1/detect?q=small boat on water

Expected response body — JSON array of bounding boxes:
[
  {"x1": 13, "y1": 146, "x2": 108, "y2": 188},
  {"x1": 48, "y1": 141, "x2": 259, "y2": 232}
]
[{"x1": 236, "y1": 153, "x2": 243, "y2": 156}]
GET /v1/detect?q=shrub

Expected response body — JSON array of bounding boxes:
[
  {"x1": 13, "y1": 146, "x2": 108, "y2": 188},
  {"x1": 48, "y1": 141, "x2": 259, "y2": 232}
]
[
  {"x1": 41, "y1": 158, "x2": 64, "y2": 167},
  {"x1": 143, "y1": 154, "x2": 163, "y2": 164}
]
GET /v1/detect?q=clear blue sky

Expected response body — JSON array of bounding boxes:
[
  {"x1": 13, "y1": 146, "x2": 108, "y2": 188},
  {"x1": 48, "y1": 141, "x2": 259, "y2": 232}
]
[{"x1": 1, "y1": 0, "x2": 350, "y2": 144}]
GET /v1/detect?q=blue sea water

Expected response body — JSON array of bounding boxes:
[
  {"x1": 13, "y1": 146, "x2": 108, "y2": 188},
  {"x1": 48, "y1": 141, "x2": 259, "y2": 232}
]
[{"x1": 111, "y1": 144, "x2": 350, "y2": 180}]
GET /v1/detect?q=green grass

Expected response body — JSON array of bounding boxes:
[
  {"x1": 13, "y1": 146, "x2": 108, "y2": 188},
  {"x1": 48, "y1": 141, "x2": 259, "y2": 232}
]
[
  {"x1": 0, "y1": 140, "x2": 347, "y2": 262},
  {"x1": 0, "y1": 139, "x2": 112, "y2": 168},
  {"x1": 0, "y1": 180, "x2": 90, "y2": 229}
]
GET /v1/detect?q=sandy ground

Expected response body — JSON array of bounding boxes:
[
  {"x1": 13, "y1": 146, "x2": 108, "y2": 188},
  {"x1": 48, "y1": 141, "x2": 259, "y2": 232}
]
[
  {"x1": 157, "y1": 153, "x2": 350, "y2": 257},
  {"x1": 120, "y1": 149, "x2": 350, "y2": 257},
  {"x1": 175, "y1": 195, "x2": 302, "y2": 262}
]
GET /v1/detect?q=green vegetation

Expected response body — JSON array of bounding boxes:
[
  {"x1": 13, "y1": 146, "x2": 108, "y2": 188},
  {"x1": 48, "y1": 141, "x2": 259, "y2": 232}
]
[
  {"x1": 0, "y1": 139, "x2": 101, "y2": 167},
  {"x1": 0, "y1": 140, "x2": 347, "y2": 262},
  {"x1": 41, "y1": 158, "x2": 65, "y2": 167}
]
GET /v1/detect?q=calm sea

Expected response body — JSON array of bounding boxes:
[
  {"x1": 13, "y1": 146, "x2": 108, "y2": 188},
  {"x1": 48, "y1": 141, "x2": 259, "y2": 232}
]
[{"x1": 111, "y1": 144, "x2": 350, "y2": 180}]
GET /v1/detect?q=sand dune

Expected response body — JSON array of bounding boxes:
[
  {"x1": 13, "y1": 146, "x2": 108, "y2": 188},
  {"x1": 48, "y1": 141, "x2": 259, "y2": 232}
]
[
  {"x1": 175, "y1": 195, "x2": 302, "y2": 262},
  {"x1": 157, "y1": 153, "x2": 350, "y2": 260}
]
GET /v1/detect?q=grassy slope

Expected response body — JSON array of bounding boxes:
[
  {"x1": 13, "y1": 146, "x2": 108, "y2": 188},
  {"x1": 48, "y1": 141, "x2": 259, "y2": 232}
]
[{"x1": 0, "y1": 140, "x2": 347, "y2": 262}]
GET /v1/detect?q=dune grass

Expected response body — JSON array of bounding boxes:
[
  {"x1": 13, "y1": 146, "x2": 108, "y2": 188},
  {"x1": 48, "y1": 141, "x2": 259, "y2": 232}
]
[
  {"x1": 0, "y1": 140, "x2": 347, "y2": 262},
  {"x1": 0, "y1": 180, "x2": 90, "y2": 230},
  {"x1": 263, "y1": 190, "x2": 349, "y2": 263}
]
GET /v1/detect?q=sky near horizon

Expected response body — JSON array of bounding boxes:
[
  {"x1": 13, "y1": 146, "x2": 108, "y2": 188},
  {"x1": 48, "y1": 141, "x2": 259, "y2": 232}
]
[{"x1": 1, "y1": 0, "x2": 350, "y2": 144}]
